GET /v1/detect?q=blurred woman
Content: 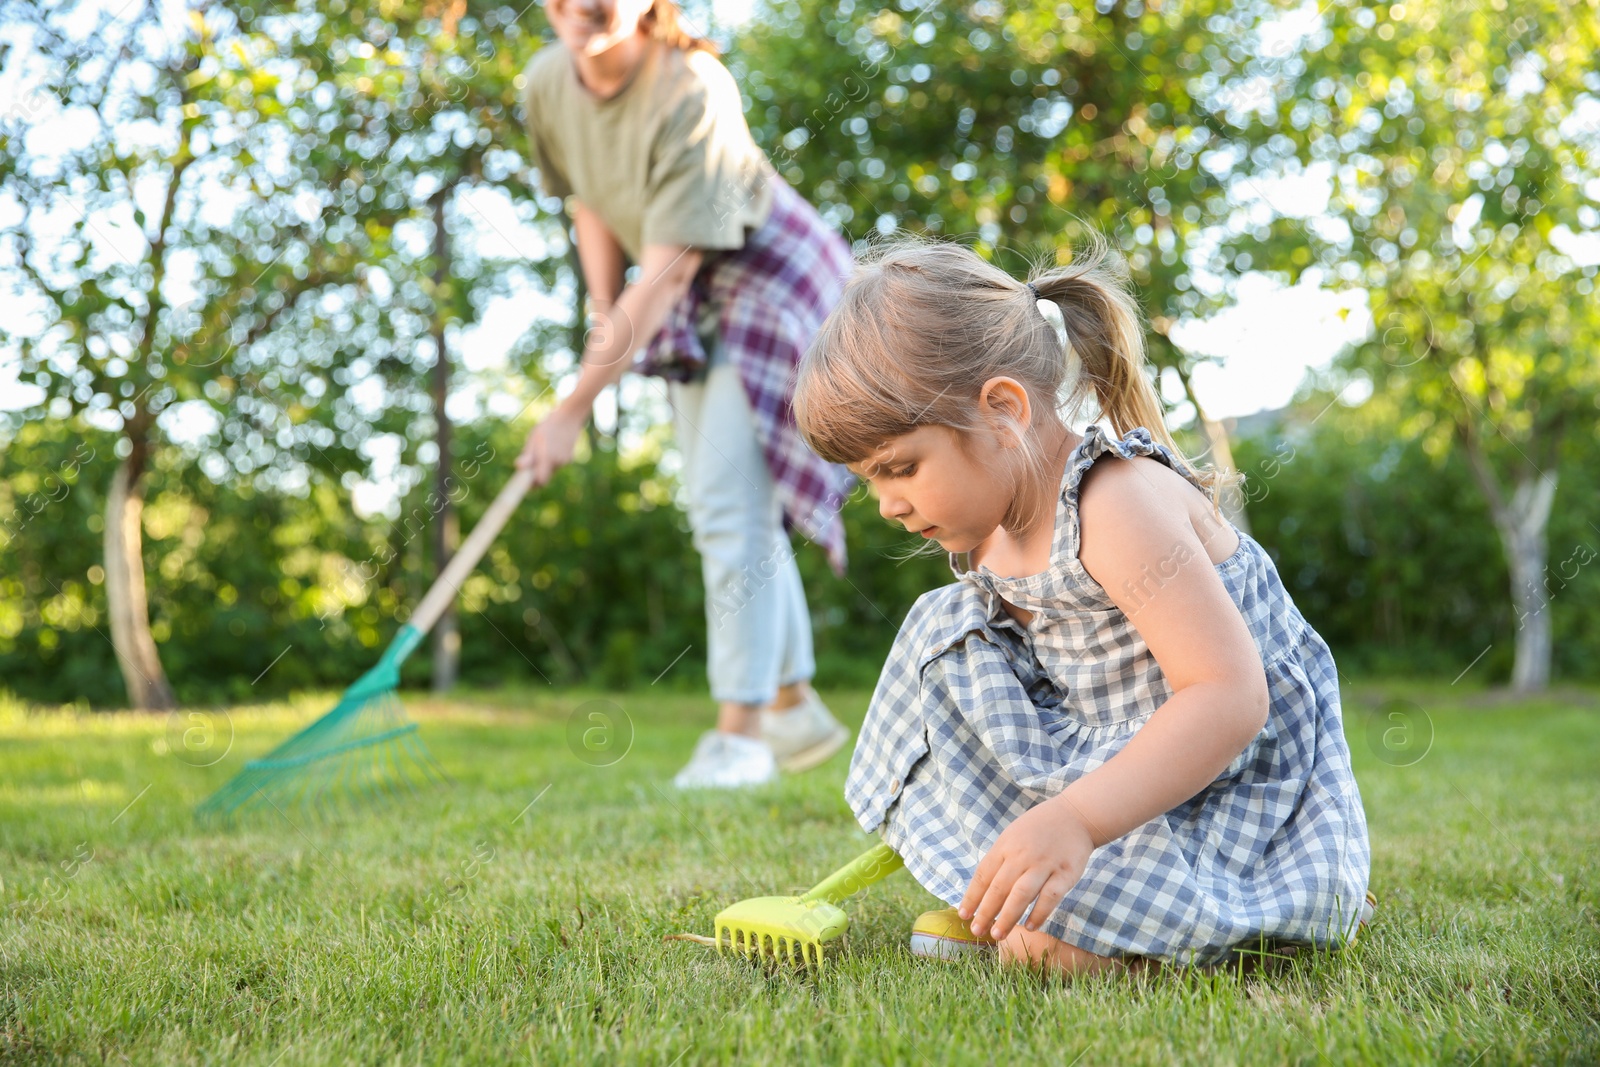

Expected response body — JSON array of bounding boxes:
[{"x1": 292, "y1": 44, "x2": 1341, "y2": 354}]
[{"x1": 515, "y1": 0, "x2": 854, "y2": 787}]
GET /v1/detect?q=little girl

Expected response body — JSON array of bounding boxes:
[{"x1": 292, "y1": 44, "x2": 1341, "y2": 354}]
[{"x1": 793, "y1": 239, "x2": 1373, "y2": 975}]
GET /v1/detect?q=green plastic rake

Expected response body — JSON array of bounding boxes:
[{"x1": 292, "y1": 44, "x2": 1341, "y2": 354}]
[{"x1": 198, "y1": 467, "x2": 538, "y2": 822}]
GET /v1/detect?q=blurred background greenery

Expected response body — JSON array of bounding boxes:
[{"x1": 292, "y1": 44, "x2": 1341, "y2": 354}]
[{"x1": 2, "y1": 0, "x2": 1596, "y2": 708}]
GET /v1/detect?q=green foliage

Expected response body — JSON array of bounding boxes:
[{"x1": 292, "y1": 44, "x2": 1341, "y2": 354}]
[
  {"x1": 5, "y1": 0, "x2": 1599, "y2": 705},
  {"x1": 0, "y1": 421, "x2": 112, "y2": 705},
  {"x1": 228, "y1": 0, "x2": 578, "y2": 397},
  {"x1": 348, "y1": 415, "x2": 954, "y2": 696},
  {"x1": 2, "y1": 1, "x2": 421, "y2": 482},
  {"x1": 1224, "y1": 0, "x2": 1600, "y2": 521},
  {"x1": 1235, "y1": 394, "x2": 1600, "y2": 681},
  {"x1": 1229, "y1": 0, "x2": 1600, "y2": 371},
  {"x1": 735, "y1": 0, "x2": 1255, "y2": 375},
  {"x1": 10, "y1": 388, "x2": 1600, "y2": 706},
  {"x1": 0, "y1": 411, "x2": 956, "y2": 706},
  {"x1": 0, "y1": 0, "x2": 576, "y2": 467},
  {"x1": 0, "y1": 416, "x2": 384, "y2": 706}
]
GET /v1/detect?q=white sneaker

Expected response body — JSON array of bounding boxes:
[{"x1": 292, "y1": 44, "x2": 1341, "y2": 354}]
[
  {"x1": 672, "y1": 730, "x2": 778, "y2": 789},
  {"x1": 760, "y1": 691, "x2": 851, "y2": 773}
]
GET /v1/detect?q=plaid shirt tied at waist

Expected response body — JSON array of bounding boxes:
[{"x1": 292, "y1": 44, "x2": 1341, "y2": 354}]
[{"x1": 634, "y1": 176, "x2": 855, "y2": 576}]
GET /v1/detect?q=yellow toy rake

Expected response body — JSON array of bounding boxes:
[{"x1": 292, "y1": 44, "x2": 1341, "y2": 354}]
[{"x1": 669, "y1": 842, "x2": 905, "y2": 968}]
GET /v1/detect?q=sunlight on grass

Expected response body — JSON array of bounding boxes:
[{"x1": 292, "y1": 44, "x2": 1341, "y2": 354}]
[{"x1": 1, "y1": 683, "x2": 1596, "y2": 1065}]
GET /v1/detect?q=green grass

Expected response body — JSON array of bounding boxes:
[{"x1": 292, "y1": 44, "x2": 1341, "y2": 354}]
[{"x1": 1, "y1": 682, "x2": 1597, "y2": 1065}]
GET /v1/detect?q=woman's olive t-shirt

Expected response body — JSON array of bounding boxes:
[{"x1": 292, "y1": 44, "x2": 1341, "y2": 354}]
[{"x1": 520, "y1": 40, "x2": 774, "y2": 262}]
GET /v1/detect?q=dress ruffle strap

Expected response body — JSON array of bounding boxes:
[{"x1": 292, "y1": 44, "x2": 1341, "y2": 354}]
[{"x1": 1062, "y1": 425, "x2": 1207, "y2": 512}]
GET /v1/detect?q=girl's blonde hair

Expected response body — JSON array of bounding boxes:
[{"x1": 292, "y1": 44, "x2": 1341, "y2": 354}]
[
  {"x1": 643, "y1": 0, "x2": 717, "y2": 53},
  {"x1": 795, "y1": 236, "x2": 1219, "y2": 523}
]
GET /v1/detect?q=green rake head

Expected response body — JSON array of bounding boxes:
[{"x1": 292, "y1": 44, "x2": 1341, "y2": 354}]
[
  {"x1": 197, "y1": 625, "x2": 446, "y2": 823},
  {"x1": 197, "y1": 467, "x2": 538, "y2": 824}
]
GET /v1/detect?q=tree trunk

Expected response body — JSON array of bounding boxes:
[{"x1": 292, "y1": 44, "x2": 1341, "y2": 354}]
[
  {"x1": 103, "y1": 446, "x2": 177, "y2": 710},
  {"x1": 430, "y1": 190, "x2": 459, "y2": 693},
  {"x1": 1198, "y1": 411, "x2": 1252, "y2": 537},
  {"x1": 1461, "y1": 429, "x2": 1557, "y2": 692},
  {"x1": 1175, "y1": 365, "x2": 1252, "y2": 536},
  {"x1": 1494, "y1": 471, "x2": 1557, "y2": 692}
]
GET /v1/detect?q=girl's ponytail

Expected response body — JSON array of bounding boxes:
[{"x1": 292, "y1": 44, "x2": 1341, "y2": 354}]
[
  {"x1": 795, "y1": 232, "x2": 1224, "y2": 514},
  {"x1": 1031, "y1": 242, "x2": 1166, "y2": 448},
  {"x1": 1030, "y1": 240, "x2": 1218, "y2": 492}
]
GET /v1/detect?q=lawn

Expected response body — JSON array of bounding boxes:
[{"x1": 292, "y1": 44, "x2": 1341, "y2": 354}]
[{"x1": 1, "y1": 681, "x2": 1596, "y2": 1065}]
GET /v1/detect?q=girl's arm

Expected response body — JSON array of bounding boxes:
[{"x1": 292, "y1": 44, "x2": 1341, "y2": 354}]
[
  {"x1": 516, "y1": 208, "x2": 702, "y2": 482},
  {"x1": 959, "y1": 456, "x2": 1270, "y2": 943}
]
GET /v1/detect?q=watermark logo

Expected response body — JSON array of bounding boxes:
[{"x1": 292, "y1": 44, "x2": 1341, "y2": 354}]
[
  {"x1": 1365, "y1": 698, "x2": 1433, "y2": 767},
  {"x1": 565, "y1": 698, "x2": 633, "y2": 768},
  {"x1": 165, "y1": 708, "x2": 234, "y2": 767}
]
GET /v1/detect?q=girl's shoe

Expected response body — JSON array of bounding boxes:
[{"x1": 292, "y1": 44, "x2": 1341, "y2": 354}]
[
  {"x1": 909, "y1": 907, "x2": 998, "y2": 961},
  {"x1": 759, "y1": 692, "x2": 850, "y2": 772},
  {"x1": 671, "y1": 730, "x2": 778, "y2": 789}
]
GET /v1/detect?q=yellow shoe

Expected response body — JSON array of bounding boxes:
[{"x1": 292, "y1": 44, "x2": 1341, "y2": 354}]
[
  {"x1": 909, "y1": 907, "x2": 997, "y2": 961},
  {"x1": 1353, "y1": 890, "x2": 1377, "y2": 942}
]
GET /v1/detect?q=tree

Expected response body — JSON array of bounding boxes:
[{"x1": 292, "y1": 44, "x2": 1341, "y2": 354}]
[
  {"x1": 736, "y1": 0, "x2": 1269, "y2": 497},
  {"x1": 238, "y1": 0, "x2": 569, "y2": 691},
  {"x1": 1223, "y1": 0, "x2": 1600, "y2": 689},
  {"x1": 0, "y1": 1, "x2": 435, "y2": 706}
]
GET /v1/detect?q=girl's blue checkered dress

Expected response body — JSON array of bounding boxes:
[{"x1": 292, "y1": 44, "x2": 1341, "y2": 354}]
[{"x1": 846, "y1": 425, "x2": 1372, "y2": 966}]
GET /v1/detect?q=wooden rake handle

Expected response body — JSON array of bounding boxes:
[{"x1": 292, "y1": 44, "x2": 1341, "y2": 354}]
[{"x1": 410, "y1": 465, "x2": 538, "y2": 637}]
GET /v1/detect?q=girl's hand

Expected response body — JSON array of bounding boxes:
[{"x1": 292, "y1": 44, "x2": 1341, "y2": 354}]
[
  {"x1": 958, "y1": 795, "x2": 1096, "y2": 942},
  {"x1": 516, "y1": 409, "x2": 586, "y2": 486}
]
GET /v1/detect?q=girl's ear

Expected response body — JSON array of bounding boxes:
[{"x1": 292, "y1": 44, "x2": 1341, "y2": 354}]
[{"x1": 978, "y1": 377, "x2": 1032, "y2": 448}]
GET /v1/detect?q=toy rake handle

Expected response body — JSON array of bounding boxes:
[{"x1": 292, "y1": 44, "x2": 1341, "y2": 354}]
[
  {"x1": 800, "y1": 842, "x2": 905, "y2": 906},
  {"x1": 411, "y1": 466, "x2": 538, "y2": 636}
]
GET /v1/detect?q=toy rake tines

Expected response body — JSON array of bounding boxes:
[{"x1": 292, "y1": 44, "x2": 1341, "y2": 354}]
[{"x1": 718, "y1": 922, "x2": 826, "y2": 969}]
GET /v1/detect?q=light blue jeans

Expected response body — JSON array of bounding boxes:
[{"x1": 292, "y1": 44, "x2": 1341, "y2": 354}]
[{"x1": 667, "y1": 339, "x2": 816, "y2": 705}]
